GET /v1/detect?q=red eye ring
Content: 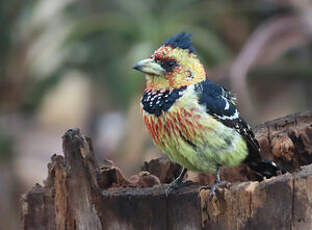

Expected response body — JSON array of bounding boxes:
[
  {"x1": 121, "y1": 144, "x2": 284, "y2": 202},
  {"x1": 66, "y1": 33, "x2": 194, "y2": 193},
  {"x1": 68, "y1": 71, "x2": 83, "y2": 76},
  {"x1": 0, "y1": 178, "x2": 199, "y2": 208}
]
[{"x1": 154, "y1": 57, "x2": 161, "y2": 64}]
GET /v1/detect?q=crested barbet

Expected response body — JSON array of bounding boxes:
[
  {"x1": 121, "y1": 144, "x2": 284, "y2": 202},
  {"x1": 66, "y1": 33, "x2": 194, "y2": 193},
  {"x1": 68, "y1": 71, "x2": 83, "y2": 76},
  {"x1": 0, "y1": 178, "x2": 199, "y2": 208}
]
[{"x1": 133, "y1": 32, "x2": 286, "y2": 197}]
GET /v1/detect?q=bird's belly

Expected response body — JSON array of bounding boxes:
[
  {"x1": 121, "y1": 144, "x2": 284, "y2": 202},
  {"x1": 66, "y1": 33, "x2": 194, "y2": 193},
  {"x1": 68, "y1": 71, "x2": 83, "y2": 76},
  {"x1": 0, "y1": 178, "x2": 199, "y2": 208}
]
[{"x1": 142, "y1": 105, "x2": 248, "y2": 173}]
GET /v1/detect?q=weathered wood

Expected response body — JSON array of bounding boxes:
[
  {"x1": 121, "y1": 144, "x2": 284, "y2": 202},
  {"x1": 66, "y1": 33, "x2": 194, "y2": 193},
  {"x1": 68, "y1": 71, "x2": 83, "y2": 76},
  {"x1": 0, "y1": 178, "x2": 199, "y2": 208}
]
[
  {"x1": 22, "y1": 111, "x2": 312, "y2": 230},
  {"x1": 256, "y1": 110, "x2": 312, "y2": 171}
]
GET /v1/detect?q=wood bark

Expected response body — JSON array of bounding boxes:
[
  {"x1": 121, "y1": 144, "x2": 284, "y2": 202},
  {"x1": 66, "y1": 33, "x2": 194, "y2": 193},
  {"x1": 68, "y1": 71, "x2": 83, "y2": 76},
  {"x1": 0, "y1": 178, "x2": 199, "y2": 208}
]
[{"x1": 22, "y1": 111, "x2": 312, "y2": 230}]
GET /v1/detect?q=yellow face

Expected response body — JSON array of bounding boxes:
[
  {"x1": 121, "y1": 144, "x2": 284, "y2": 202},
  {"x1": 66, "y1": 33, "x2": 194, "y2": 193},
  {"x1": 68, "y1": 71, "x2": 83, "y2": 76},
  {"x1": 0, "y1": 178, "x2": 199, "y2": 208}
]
[{"x1": 133, "y1": 45, "x2": 206, "y2": 90}]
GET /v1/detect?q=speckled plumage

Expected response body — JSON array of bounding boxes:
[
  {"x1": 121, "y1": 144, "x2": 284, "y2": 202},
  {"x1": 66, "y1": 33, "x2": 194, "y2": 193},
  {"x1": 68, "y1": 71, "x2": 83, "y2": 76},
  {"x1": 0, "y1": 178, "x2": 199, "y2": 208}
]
[
  {"x1": 141, "y1": 87, "x2": 186, "y2": 117},
  {"x1": 135, "y1": 32, "x2": 286, "y2": 179},
  {"x1": 141, "y1": 83, "x2": 248, "y2": 173}
]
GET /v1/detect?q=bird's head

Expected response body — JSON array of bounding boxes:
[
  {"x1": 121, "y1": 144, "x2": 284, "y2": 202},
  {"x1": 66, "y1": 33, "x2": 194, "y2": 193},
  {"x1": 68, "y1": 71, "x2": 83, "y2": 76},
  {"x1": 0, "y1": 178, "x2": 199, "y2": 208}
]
[{"x1": 133, "y1": 32, "x2": 206, "y2": 90}]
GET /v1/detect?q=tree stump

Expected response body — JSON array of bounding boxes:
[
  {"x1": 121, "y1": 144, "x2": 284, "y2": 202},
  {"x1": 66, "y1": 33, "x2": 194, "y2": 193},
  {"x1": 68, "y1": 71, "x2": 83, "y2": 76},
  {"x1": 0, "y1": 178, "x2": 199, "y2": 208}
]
[{"x1": 22, "y1": 111, "x2": 312, "y2": 230}]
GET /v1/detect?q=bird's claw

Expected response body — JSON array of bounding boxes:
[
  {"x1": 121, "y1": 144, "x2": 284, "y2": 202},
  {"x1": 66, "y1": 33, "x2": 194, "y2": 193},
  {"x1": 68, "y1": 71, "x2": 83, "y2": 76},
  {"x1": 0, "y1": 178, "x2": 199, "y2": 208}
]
[
  {"x1": 165, "y1": 180, "x2": 193, "y2": 197},
  {"x1": 200, "y1": 181, "x2": 229, "y2": 200}
]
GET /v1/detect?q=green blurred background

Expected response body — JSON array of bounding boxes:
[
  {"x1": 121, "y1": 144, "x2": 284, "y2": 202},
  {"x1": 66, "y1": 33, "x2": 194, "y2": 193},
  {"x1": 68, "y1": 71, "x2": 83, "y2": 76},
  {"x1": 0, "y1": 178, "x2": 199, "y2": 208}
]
[{"x1": 1, "y1": 0, "x2": 312, "y2": 228}]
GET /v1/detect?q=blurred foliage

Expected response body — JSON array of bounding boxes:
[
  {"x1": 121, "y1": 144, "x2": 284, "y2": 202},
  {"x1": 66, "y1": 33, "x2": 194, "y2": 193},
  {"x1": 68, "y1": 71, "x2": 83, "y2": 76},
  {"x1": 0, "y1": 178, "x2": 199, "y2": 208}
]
[
  {"x1": 0, "y1": 134, "x2": 13, "y2": 163},
  {"x1": 0, "y1": 0, "x2": 300, "y2": 114},
  {"x1": 1, "y1": 2, "x2": 312, "y2": 229}
]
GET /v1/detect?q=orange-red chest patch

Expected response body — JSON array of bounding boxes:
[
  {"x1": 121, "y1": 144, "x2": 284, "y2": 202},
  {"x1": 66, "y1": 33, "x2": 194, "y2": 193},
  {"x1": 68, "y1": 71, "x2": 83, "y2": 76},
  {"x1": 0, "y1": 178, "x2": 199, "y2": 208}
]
[{"x1": 142, "y1": 107, "x2": 206, "y2": 147}]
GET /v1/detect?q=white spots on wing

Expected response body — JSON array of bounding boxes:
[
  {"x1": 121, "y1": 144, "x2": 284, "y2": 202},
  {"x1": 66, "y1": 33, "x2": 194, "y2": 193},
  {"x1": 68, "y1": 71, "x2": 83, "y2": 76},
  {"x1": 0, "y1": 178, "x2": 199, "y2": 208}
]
[
  {"x1": 224, "y1": 99, "x2": 230, "y2": 110},
  {"x1": 215, "y1": 109, "x2": 239, "y2": 121},
  {"x1": 271, "y1": 161, "x2": 277, "y2": 167},
  {"x1": 221, "y1": 96, "x2": 231, "y2": 111}
]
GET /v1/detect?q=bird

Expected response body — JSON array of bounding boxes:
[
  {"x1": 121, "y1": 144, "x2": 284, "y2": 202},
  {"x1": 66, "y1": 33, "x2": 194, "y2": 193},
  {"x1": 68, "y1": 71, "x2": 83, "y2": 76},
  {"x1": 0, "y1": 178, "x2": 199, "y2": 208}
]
[{"x1": 133, "y1": 32, "x2": 286, "y2": 198}]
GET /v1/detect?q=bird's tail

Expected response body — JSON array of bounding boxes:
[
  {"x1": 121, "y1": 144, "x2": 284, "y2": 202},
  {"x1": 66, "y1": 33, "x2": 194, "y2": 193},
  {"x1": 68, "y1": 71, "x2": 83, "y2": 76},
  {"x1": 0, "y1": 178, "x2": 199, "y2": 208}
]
[{"x1": 246, "y1": 158, "x2": 287, "y2": 179}]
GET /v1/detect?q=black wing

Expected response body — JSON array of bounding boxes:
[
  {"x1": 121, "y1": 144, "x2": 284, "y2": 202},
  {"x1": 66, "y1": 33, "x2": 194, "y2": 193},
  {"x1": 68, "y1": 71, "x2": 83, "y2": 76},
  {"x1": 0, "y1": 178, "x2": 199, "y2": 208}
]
[{"x1": 194, "y1": 79, "x2": 261, "y2": 160}]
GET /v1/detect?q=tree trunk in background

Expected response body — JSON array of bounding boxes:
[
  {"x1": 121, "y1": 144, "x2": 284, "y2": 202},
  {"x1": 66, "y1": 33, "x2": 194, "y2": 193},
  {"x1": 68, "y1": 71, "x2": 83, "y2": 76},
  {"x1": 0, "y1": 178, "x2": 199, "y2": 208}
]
[{"x1": 22, "y1": 111, "x2": 312, "y2": 230}]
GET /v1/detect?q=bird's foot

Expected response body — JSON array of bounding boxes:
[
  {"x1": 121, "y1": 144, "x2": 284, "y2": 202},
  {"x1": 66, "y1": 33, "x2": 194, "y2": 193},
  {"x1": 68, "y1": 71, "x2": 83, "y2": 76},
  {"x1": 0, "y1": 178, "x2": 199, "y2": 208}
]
[
  {"x1": 165, "y1": 178, "x2": 193, "y2": 197},
  {"x1": 200, "y1": 181, "x2": 229, "y2": 200}
]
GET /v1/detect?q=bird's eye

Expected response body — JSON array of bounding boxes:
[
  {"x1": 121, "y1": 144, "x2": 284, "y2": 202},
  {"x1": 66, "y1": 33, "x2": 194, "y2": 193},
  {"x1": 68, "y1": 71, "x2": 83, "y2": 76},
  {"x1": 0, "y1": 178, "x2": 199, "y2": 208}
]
[
  {"x1": 155, "y1": 57, "x2": 161, "y2": 64},
  {"x1": 168, "y1": 60, "x2": 176, "y2": 66},
  {"x1": 159, "y1": 59, "x2": 178, "y2": 72}
]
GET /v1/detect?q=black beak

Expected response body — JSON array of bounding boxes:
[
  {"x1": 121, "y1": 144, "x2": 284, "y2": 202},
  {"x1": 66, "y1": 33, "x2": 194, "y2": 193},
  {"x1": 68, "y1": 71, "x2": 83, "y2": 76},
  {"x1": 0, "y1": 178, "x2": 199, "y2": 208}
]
[{"x1": 132, "y1": 63, "x2": 142, "y2": 71}]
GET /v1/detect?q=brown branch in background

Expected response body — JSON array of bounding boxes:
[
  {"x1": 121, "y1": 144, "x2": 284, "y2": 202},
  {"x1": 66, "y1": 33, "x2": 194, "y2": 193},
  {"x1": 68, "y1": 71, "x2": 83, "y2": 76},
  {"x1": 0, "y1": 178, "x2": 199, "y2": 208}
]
[
  {"x1": 22, "y1": 111, "x2": 312, "y2": 230},
  {"x1": 229, "y1": 15, "x2": 307, "y2": 116}
]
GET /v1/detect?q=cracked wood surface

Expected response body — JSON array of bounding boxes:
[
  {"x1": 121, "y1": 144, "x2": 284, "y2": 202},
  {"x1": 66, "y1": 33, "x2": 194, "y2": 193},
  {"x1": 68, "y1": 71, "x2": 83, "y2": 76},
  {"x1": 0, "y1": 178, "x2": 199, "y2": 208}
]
[{"x1": 22, "y1": 111, "x2": 312, "y2": 230}]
